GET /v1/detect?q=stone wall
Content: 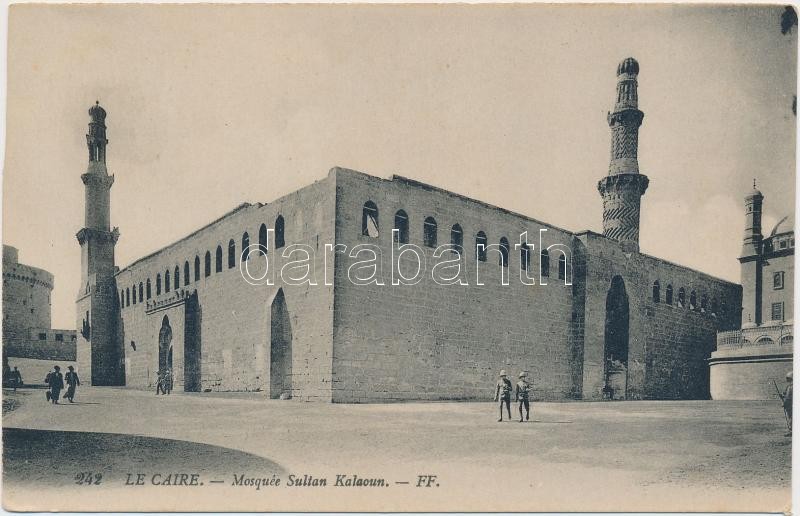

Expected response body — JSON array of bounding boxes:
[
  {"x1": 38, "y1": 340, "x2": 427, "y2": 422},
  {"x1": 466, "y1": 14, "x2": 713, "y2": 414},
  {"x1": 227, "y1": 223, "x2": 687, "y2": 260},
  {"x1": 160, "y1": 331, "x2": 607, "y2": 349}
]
[
  {"x1": 709, "y1": 342, "x2": 793, "y2": 400},
  {"x1": 330, "y1": 168, "x2": 578, "y2": 403},
  {"x1": 576, "y1": 231, "x2": 742, "y2": 400},
  {"x1": 4, "y1": 328, "x2": 76, "y2": 361},
  {"x1": 2, "y1": 245, "x2": 53, "y2": 347},
  {"x1": 114, "y1": 174, "x2": 336, "y2": 401}
]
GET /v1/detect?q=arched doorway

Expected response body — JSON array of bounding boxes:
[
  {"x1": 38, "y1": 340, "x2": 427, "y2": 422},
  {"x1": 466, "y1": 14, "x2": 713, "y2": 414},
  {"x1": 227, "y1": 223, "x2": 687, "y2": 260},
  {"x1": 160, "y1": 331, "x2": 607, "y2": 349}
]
[
  {"x1": 270, "y1": 289, "x2": 293, "y2": 399},
  {"x1": 158, "y1": 315, "x2": 173, "y2": 374},
  {"x1": 603, "y1": 276, "x2": 629, "y2": 400}
]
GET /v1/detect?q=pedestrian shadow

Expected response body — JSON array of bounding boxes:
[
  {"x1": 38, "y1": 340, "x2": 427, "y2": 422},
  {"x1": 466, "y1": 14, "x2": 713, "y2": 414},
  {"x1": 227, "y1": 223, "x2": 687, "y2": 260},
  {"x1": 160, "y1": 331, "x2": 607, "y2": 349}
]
[
  {"x1": 53, "y1": 402, "x2": 101, "y2": 406},
  {"x1": 526, "y1": 420, "x2": 574, "y2": 424}
]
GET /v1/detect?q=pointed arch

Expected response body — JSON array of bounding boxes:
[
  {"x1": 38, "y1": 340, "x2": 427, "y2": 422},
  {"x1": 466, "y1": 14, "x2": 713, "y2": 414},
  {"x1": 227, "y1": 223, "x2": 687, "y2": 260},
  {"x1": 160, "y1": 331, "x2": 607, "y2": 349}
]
[
  {"x1": 146, "y1": 278, "x2": 152, "y2": 299},
  {"x1": 476, "y1": 231, "x2": 488, "y2": 262},
  {"x1": 540, "y1": 249, "x2": 550, "y2": 277},
  {"x1": 451, "y1": 224, "x2": 463, "y2": 251},
  {"x1": 174, "y1": 265, "x2": 180, "y2": 290},
  {"x1": 499, "y1": 237, "x2": 510, "y2": 267},
  {"x1": 423, "y1": 216, "x2": 437, "y2": 247},
  {"x1": 204, "y1": 251, "x2": 211, "y2": 277},
  {"x1": 242, "y1": 232, "x2": 250, "y2": 261},
  {"x1": 259, "y1": 223, "x2": 268, "y2": 255},
  {"x1": 394, "y1": 210, "x2": 409, "y2": 244},
  {"x1": 194, "y1": 255, "x2": 201, "y2": 281},
  {"x1": 362, "y1": 201, "x2": 379, "y2": 237},
  {"x1": 666, "y1": 284, "x2": 673, "y2": 305},
  {"x1": 156, "y1": 273, "x2": 162, "y2": 295},
  {"x1": 165, "y1": 269, "x2": 171, "y2": 293},
  {"x1": 275, "y1": 215, "x2": 285, "y2": 248},
  {"x1": 184, "y1": 261, "x2": 190, "y2": 286},
  {"x1": 215, "y1": 245, "x2": 223, "y2": 273},
  {"x1": 228, "y1": 239, "x2": 236, "y2": 269},
  {"x1": 652, "y1": 280, "x2": 660, "y2": 303}
]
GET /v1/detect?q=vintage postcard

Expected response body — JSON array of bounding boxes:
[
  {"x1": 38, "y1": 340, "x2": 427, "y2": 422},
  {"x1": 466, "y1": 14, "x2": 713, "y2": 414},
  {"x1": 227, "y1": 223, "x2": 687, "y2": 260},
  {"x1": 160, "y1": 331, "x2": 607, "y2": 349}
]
[{"x1": 1, "y1": 3, "x2": 795, "y2": 513}]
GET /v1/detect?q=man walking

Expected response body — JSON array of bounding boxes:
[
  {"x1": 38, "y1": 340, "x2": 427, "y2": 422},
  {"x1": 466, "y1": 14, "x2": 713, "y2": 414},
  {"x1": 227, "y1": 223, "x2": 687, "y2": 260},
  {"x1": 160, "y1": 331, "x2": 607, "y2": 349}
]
[
  {"x1": 64, "y1": 366, "x2": 80, "y2": 403},
  {"x1": 780, "y1": 371, "x2": 793, "y2": 436},
  {"x1": 494, "y1": 370, "x2": 513, "y2": 422},
  {"x1": 45, "y1": 365, "x2": 64, "y2": 404},
  {"x1": 10, "y1": 367, "x2": 22, "y2": 391},
  {"x1": 515, "y1": 371, "x2": 531, "y2": 422}
]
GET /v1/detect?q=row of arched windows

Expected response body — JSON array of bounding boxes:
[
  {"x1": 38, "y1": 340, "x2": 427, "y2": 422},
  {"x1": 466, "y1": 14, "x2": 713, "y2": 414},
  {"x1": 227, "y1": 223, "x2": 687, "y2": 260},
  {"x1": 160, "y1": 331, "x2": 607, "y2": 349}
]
[
  {"x1": 119, "y1": 216, "x2": 287, "y2": 309},
  {"x1": 363, "y1": 202, "x2": 568, "y2": 279},
  {"x1": 651, "y1": 280, "x2": 726, "y2": 317}
]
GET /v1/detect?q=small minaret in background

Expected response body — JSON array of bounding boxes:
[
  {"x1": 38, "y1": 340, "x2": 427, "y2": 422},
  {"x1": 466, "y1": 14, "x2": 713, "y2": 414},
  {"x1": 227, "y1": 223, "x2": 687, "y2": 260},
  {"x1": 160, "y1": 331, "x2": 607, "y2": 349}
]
[
  {"x1": 739, "y1": 181, "x2": 764, "y2": 325},
  {"x1": 598, "y1": 57, "x2": 650, "y2": 253},
  {"x1": 76, "y1": 102, "x2": 122, "y2": 385}
]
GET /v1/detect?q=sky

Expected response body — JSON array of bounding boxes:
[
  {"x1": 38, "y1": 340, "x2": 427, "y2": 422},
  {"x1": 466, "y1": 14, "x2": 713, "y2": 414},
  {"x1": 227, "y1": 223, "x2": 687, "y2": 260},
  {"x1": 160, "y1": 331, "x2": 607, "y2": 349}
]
[{"x1": 3, "y1": 4, "x2": 796, "y2": 329}]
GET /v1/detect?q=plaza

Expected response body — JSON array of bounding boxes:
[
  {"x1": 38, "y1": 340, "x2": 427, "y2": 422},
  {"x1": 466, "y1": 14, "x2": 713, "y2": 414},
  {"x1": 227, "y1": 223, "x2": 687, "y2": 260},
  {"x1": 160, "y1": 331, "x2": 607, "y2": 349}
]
[{"x1": 2, "y1": 386, "x2": 791, "y2": 512}]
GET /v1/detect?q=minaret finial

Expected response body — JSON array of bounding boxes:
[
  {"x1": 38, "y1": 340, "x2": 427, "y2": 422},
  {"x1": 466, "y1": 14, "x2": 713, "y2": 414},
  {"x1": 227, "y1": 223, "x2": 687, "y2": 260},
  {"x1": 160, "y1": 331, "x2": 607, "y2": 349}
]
[{"x1": 753, "y1": 178, "x2": 757, "y2": 189}]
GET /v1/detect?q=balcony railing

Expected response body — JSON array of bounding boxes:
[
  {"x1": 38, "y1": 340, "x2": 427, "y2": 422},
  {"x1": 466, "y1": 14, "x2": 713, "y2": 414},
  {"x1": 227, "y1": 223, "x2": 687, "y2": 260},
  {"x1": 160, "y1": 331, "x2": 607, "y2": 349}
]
[{"x1": 716, "y1": 321, "x2": 793, "y2": 350}]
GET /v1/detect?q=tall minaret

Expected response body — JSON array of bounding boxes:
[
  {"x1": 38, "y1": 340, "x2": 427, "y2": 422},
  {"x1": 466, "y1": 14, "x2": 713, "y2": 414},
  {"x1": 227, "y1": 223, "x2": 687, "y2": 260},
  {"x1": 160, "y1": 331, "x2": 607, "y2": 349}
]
[
  {"x1": 597, "y1": 57, "x2": 650, "y2": 253},
  {"x1": 76, "y1": 102, "x2": 122, "y2": 386},
  {"x1": 739, "y1": 182, "x2": 764, "y2": 325}
]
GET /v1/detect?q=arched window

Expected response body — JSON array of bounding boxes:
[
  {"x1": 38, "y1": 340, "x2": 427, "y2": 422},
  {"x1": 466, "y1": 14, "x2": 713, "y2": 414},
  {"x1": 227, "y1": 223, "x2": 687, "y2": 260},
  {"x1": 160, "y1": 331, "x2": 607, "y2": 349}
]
[
  {"x1": 678, "y1": 287, "x2": 686, "y2": 308},
  {"x1": 194, "y1": 256, "x2": 200, "y2": 281},
  {"x1": 120, "y1": 291, "x2": 124, "y2": 307},
  {"x1": 394, "y1": 210, "x2": 409, "y2": 244},
  {"x1": 156, "y1": 274, "x2": 162, "y2": 295},
  {"x1": 215, "y1": 245, "x2": 223, "y2": 273},
  {"x1": 242, "y1": 232, "x2": 250, "y2": 262},
  {"x1": 275, "y1": 215, "x2": 285, "y2": 248},
  {"x1": 146, "y1": 279, "x2": 152, "y2": 299},
  {"x1": 362, "y1": 202, "x2": 379, "y2": 237},
  {"x1": 204, "y1": 251, "x2": 211, "y2": 277},
  {"x1": 499, "y1": 237, "x2": 510, "y2": 267},
  {"x1": 184, "y1": 261, "x2": 190, "y2": 286},
  {"x1": 700, "y1": 294, "x2": 708, "y2": 313},
  {"x1": 689, "y1": 290, "x2": 697, "y2": 310},
  {"x1": 258, "y1": 223, "x2": 268, "y2": 255},
  {"x1": 174, "y1": 266, "x2": 180, "y2": 289},
  {"x1": 139, "y1": 282, "x2": 143, "y2": 301},
  {"x1": 652, "y1": 280, "x2": 660, "y2": 303},
  {"x1": 520, "y1": 243, "x2": 531, "y2": 271},
  {"x1": 451, "y1": 224, "x2": 463, "y2": 252},
  {"x1": 540, "y1": 249, "x2": 550, "y2": 277},
  {"x1": 666, "y1": 284, "x2": 673, "y2": 305},
  {"x1": 558, "y1": 254, "x2": 567, "y2": 280},
  {"x1": 132, "y1": 286, "x2": 136, "y2": 305},
  {"x1": 165, "y1": 270, "x2": 171, "y2": 293},
  {"x1": 228, "y1": 239, "x2": 236, "y2": 268},
  {"x1": 476, "y1": 231, "x2": 488, "y2": 262},
  {"x1": 126, "y1": 288, "x2": 130, "y2": 307},
  {"x1": 423, "y1": 217, "x2": 437, "y2": 247}
]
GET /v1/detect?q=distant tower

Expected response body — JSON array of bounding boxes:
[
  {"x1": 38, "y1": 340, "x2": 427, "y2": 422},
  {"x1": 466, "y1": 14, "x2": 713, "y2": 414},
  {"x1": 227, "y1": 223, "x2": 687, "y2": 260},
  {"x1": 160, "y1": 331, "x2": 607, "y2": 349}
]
[
  {"x1": 739, "y1": 182, "x2": 764, "y2": 325},
  {"x1": 75, "y1": 102, "x2": 122, "y2": 385},
  {"x1": 597, "y1": 57, "x2": 650, "y2": 253}
]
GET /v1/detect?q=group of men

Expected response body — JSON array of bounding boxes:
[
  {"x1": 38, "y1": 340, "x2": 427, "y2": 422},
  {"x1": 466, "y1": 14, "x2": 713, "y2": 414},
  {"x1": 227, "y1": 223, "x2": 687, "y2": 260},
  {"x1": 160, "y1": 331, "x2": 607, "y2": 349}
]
[
  {"x1": 494, "y1": 370, "x2": 531, "y2": 422},
  {"x1": 44, "y1": 365, "x2": 80, "y2": 404}
]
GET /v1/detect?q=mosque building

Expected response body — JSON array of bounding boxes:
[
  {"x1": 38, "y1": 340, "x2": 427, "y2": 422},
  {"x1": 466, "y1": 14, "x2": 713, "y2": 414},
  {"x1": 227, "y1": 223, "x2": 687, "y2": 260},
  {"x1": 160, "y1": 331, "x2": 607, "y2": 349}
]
[{"x1": 76, "y1": 58, "x2": 743, "y2": 402}]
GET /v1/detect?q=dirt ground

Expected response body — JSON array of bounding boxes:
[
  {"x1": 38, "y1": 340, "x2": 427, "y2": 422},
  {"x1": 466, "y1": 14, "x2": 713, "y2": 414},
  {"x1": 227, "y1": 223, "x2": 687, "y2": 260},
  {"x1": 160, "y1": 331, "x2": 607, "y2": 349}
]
[{"x1": 1, "y1": 387, "x2": 792, "y2": 512}]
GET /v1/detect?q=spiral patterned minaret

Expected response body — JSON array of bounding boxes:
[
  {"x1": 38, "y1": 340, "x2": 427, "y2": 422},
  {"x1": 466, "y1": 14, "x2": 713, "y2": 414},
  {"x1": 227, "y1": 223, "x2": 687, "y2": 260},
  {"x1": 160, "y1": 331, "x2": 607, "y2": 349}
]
[{"x1": 598, "y1": 58, "x2": 649, "y2": 253}]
